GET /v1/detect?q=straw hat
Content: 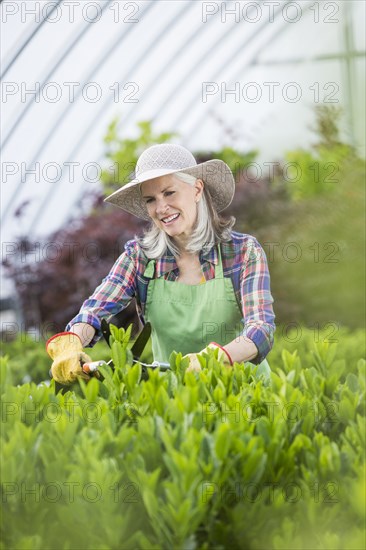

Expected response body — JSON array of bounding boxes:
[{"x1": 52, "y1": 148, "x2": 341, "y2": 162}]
[{"x1": 104, "y1": 143, "x2": 235, "y2": 221}]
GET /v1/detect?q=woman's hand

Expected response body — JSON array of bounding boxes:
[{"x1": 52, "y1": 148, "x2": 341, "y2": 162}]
[
  {"x1": 46, "y1": 332, "x2": 92, "y2": 385},
  {"x1": 184, "y1": 353, "x2": 202, "y2": 373},
  {"x1": 184, "y1": 343, "x2": 233, "y2": 373}
]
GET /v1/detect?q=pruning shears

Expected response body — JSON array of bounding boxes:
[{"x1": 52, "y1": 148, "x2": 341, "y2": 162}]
[
  {"x1": 82, "y1": 320, "x2": 170, "y2": 379},
  {"x1": 53, "y1": 320, "x2": 170, "y2": 394}
]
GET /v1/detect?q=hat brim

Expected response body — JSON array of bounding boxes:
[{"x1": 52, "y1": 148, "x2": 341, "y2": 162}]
[{"x1": 104, "y1": 159, "x2": 235, "y2": 221}]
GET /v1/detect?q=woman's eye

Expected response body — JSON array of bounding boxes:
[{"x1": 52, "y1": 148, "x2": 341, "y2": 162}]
[
  {"x1": 165, "y1": 191, "x2": 174, "y2": 196},
  {"x1": 145, "y1": 198, "x2": 153, "y2": 204}
]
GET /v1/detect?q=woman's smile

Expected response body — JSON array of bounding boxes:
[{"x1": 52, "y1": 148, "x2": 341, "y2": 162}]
[{"x1": 161, "y1": 213, "x2": 180, "y2": 225}]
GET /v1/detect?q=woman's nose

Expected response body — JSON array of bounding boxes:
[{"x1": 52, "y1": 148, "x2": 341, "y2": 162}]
[{"x1": 155, "y1": 197, "x2": 169, "y2": 215}]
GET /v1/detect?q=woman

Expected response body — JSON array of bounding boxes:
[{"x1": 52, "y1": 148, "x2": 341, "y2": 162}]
[{"x1": 46, "y1": 144, "x2": 275, "y2": 384}]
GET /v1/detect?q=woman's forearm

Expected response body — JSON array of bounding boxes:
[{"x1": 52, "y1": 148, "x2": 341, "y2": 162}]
[
  {"x1": 223, "y1": 335, "x2": 258, "y2": 364},
  {"x1": 69, "y1": 323, "x2": 96, "y2": 347}
]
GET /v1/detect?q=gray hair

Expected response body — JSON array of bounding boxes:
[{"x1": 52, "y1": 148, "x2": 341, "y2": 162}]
[{"x1": 135, "y1": 172, "x2": 235, "y2": 259}]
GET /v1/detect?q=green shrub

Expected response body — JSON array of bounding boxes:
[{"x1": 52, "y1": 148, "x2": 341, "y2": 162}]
[{"x1": 1, "y1": 326, "x2": 365, "y2": 549}]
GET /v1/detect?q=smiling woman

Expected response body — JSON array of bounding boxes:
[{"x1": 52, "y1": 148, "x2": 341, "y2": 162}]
[
  {"x1": 136, "y1": 171, "x2": 235, "y2": 259},
  {"x1": 46, "y1": 143, "x2": 275, "y2": 384}
]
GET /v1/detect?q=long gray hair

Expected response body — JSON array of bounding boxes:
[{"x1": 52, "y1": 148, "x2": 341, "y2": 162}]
[{"x1": 135, "y1": 172, "x2": 235, "y2": 259}]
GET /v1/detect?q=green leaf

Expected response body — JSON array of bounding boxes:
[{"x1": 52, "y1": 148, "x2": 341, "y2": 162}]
[
  {"x1": 155, "y1": 386, "x2": 170, "y2": 416},
  {"x1": 111, "y1": 341, "x2": 126, "y2": 370},
  {"x1": 84, "y1": 377, "x2": 100, "y2": 403},
  {"x1": 126, "y1": 362, "x2": 142, "y2": 392},
  {"x1": 346, "y1": 373, "x2": 359, "y2": 392},
  {"x1": 215, "y1": 424, "x2": 232, "y2": 460},
  {"x1": 242, "y1": 450, "x2": 267, "y2": 484}
]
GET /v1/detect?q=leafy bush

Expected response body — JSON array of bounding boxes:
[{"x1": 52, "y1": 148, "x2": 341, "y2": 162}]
[
  {"x1": 264, "y1": 154, "x2": 365, "y2": 329},
  {"x1": 1, "y1": 327, "x2": 365, "y2": 549},
  {"x1": 273, "y1": 106, "x2": 359, "y2": 201}
]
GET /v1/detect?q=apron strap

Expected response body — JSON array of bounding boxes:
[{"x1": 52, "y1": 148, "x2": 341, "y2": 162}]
[
  {"x1": 215, "y1": 243, "x2": 224, "y2": 279},
  {"x1": 143, "y1": 259, "x2": 156, "y2": 279}
]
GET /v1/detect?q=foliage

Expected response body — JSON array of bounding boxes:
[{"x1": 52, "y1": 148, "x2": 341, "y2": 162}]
[
  {"x1": 249, "y1": 106, "x2": 366, "y2": 329},
  {"x1": 275, "y1": 106, "x2": 359, "y2": 201},
  {"x1": 1, "y1": 204, "x2": 143, "y2": 335},
  {"x1": 261, "y1": 152, "x2": 365, "y2": 329},
  {"x1": 194, "y1": 146, "x2": 258, "y2": 179},
  {"x1": 1, "y1": 327, "x2": 365, "y2": 549}
]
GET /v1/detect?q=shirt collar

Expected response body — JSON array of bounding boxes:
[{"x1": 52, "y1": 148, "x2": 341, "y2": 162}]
[
  {"x1": 155, "y1": 249, "x2": 177, "y2": 278},
  {"x1": 147, "y1": 244, "x2": 219, "y2": 278},
  {"x1": 201, "y1": 245, "x2": 218, "y2": 265}
]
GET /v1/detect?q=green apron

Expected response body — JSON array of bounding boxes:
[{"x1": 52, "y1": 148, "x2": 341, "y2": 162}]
[{"x1": 144, "y1": 243, "x2": 271, "y2": 383}]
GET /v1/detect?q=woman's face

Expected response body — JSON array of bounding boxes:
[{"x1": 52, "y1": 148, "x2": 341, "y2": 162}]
[{"x1": 141, "y1": 175, "x2": 204, "y2": 246}]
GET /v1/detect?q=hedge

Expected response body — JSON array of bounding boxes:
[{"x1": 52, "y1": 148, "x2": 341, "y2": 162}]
[{"x1": 1, "y1": 327, "x2": 365, "y2": 549}]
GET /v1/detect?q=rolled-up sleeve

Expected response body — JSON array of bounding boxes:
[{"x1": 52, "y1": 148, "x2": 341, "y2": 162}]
[
  {"x1": 240, "y1": 239, "x2": 275, "y2": 364},
  {"x1": 65, "y1": 246, "x2": 137, "y2": 347}
]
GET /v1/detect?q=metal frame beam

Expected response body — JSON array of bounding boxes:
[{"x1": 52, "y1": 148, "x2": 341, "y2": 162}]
[
  {"x1": 27, "y1": 1, "x2": 195, "y2": 234},
  {"x1": 1, "y1": 0, "x2": 63, "y2": 79},
  {"x1": 1, "y1": 0, "x2": 154, "y2": 225}
]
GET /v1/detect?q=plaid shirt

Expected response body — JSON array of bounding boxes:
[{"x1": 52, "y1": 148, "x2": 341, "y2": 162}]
[{"x1": 66, "y1": 231, "x2": 275, "y2": 364}]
